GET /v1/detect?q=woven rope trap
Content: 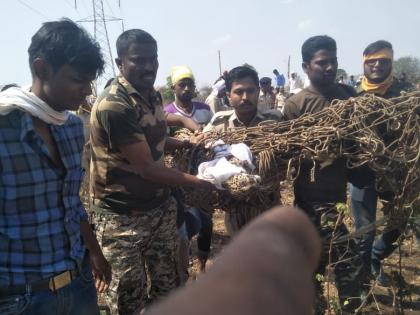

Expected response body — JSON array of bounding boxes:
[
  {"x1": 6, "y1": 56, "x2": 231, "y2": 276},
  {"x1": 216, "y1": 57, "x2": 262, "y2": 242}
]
[{"x1": 171, "y1": 91, "x2": 420, "y2": 229}]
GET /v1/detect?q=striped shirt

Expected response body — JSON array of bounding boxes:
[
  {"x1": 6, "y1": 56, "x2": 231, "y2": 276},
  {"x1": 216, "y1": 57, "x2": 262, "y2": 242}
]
[
  {"x1": 164, "y1": 101, "x2": 213, "y2": 126},
  {"x1": 0, "y1": 110, "x2": 87, "y2": 286}
]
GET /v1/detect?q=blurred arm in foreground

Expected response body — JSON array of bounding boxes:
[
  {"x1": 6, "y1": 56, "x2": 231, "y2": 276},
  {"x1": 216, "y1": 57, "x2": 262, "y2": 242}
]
[{"x1": 145, "y1": 206, "x2": 321, "y2": 315}]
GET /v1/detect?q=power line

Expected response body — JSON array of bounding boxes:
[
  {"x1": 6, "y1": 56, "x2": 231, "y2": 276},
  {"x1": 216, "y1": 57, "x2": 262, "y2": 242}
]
[
  {"x1": 63, "y1": 0, "x2": 83, "y2": 18},
  {"x1": 77, "y1": 0, "x2": 123, "y2": 93},
  {"x1": 105, "y1": 0, "x2": 115, "y2": 17},
  {"x1": 64, "y1": 0, "x2": 75, "y2": 9},
  {"x1": 17, "y1": 0, "x2": 49, "y2": 19},
  {"x1": 80, "y1": 0, "x2": 91, "y2": 17}
]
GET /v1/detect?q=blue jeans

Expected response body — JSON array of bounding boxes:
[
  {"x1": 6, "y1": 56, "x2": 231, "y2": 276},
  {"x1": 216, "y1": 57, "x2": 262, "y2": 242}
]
[
  {"x1": 185, "y1": 208, "x2": 213, "y2": 257},
  {"x1": 350, "y1": 184, "x2": 400, "y2": 277},
  {"x1": 0, "y1": 258, "x2": 99, "y2": 315}
]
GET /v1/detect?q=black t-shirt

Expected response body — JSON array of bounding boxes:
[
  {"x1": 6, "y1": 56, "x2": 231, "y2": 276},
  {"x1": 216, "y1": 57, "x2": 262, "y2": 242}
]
[{"x1": 284, "y1": 84, "x2": 356, "y2": 204}]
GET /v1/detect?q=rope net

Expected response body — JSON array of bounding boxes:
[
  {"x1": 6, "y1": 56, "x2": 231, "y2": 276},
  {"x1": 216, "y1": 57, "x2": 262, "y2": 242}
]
[{"x1": 172, "y1": 92, "x2": 420, "y2": 229}]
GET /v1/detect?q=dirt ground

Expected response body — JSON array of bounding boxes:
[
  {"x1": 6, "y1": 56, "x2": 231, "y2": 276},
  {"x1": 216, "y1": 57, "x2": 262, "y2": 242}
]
[
  {"x1": 83, "y1": 173, "x2": 420, "y2": 314},
  {"x1": 188, "y1": 182, "x2": 420, "y2": 315}
]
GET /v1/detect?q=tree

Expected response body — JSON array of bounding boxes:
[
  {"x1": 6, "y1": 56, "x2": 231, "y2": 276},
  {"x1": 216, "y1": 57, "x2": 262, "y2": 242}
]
[
  {"x1": 336, "y1": 68, "x2": 348, "y2": 80},
  {"x1": 197, "y1": 86, "x2": 212, "y2": 102},
  {"x1": 393, "y1": 56, "x2": 420, "y2": 83},
  {"x1": 157, "y1": 76, "x2": 174, "y2": 105}
]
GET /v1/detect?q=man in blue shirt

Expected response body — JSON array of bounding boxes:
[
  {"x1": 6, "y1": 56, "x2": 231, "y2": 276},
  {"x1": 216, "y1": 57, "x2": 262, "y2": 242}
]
[
  {"x1": 0, "y1": 19, "x2": 111, "y2": 315},
  {"x1": 273, "y1": 69, "x2": 285, "y2": 88}
]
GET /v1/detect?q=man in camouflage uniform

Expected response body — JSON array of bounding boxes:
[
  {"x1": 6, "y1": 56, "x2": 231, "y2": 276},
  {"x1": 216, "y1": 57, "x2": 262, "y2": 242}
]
[
  {"x1": 283, "y1": 35, "x2": 363, "y2": 314},
  {"x1": 349, "y1": 40, "x2": 413, "y2": 288},
  {"x1": 203, "y1": 66, "x2": 283, "y2": 234},
  {"x1": 90, "y1": 29, "x2": 213, "y2": 315}
]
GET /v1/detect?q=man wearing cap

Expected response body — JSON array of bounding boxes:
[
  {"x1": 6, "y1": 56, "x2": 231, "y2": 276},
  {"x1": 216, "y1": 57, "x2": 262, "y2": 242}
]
[
  {"x1": 349, "y1": 40, "x2": 410, "y2": 288},
  {"x1": 258, "y1": 77, "x2": 276, "y2": 110},
  {"x1": 165, "y1": 66, "x2": 213, "y2": 127},
  {"x1": 164, "y1": 66, "x2": 214, "y2": 279}
]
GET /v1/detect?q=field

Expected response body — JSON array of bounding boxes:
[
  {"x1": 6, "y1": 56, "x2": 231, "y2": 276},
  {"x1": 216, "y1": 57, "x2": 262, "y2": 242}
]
[
  {"x1": 188, "y1": 182, "x2": 420, "y2": 315},
  {"x1": 82, "y1": 166, "x2": 420, "y2": 314}
]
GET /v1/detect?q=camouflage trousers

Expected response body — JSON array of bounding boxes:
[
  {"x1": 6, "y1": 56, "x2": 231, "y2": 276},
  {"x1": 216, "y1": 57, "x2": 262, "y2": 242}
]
[
  {"x1": 94, "y1": 197, "x2": 180, "y2": 315},
  {"x1": 296, "y1": 200, "x2": 363, "y2": 313}
]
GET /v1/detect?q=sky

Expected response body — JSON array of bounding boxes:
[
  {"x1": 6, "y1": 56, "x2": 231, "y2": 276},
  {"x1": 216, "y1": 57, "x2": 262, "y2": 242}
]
[{"x1": 0, "y1": 0, "x2": 419, "y2": 90}]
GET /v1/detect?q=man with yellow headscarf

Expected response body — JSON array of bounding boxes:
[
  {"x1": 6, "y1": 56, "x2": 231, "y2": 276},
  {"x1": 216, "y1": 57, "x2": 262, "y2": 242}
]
[
  {"x1": 350, "y1": 40, "x2": 408, "y2": 291},
  {"x1": 358, "y1": 40, "x2": 406, "y2": 97},
  {"x1": 164, "y1": 66, "x2": 214, "y2": 282}
]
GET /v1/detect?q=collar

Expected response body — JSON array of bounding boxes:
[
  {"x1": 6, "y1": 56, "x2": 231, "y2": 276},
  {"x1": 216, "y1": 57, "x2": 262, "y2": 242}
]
[
  {"x1": 20, "y1": 111, "x2": 36, "y2": 141},
  {"x1": 173, "y1": 102, "x2": 195, "y2": 117},
  {"x1": 229, "y1": 109, "x2": 264, "y2": 127},
  {"x1": 117, "y1": 75, "x2": 142, "y2": 96},
  {"x1": 117, "y1": 75, "x2": 159, "y2": 108},
  {"x1": 306, "y1": 83, "x2": 340, "y2": 97}
]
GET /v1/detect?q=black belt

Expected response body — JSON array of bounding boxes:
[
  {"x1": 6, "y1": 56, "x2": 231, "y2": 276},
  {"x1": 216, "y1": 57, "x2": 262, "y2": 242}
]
[
  {"x1": 91, "y1": 190, "x2": 171, "y2": 215},
  {"x1": 0, "y1": 269, "x2": 79, "y2": 297}
]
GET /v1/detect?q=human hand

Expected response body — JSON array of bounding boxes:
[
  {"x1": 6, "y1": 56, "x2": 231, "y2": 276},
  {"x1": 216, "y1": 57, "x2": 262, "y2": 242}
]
[
  {"x1": 89, "y1": 250, "x2": 112, "y2": 293},
  {"x1": 197, "y1": 179, "x2": 217, "y2": 190},
  {"x1": 189, "y1": 132, "x2": 205, "y2": 145}
]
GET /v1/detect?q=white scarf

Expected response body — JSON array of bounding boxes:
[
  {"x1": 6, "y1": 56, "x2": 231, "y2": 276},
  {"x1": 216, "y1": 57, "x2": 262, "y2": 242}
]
[{"x1": 0, "y1": 86, "x2": 69, "y2": 125}]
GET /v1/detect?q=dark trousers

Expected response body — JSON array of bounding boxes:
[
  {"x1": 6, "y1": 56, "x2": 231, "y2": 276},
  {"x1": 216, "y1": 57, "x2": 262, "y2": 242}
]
[
  {"x1": 350, "y1": 184, "x2": 401, "y2": 277},
  {"x1": 295, "y1": 198, "x2": 363, "y2": 311},
  {"x1": 185, "y1": 208, "x2": 213, "y2": 258}
]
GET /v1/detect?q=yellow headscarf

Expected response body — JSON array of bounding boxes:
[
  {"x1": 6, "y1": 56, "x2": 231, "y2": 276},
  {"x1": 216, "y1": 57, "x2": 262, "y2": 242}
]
[
  {"x1": 170, "y1": 66, "x2": 195, "y2": 86},
  {"x1": 361, "y1": 48, "x2": 394, "y2": 96}
]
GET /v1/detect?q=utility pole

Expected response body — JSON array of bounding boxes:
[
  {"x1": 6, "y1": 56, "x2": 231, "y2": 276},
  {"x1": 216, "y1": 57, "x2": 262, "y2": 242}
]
[
  {"x1": 287, "y1": 55, "x2": 291, "y2": 79},
  {"x1": 218, "y1": 50, "x2": 222, "y2": 77},
  {"x1": 77, "y1": 0, "x2": 123, "y2": 95}
]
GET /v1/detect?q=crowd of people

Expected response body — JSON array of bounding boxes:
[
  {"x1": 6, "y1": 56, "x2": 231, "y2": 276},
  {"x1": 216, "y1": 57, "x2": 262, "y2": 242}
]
[{"x1": 0, "y1": 17, "x2": 417, "y2": 315}]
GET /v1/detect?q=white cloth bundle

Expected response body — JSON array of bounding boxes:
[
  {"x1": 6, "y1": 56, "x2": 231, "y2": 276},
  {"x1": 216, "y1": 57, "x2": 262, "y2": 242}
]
[{"x1": 197, "y1": 140, "x2": 255, "y2": 189}]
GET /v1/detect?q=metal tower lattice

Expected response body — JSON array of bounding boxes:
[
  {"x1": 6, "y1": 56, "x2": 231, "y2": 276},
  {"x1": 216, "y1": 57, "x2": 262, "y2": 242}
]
[{"x1": 77, "y1": 0, "x2": 123, "y2": 95}]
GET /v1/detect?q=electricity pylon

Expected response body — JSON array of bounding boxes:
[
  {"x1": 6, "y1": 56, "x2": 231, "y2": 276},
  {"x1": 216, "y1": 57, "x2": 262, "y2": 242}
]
[{"x1": 77, "y1": 0, "x2": 123, "y2": 95}]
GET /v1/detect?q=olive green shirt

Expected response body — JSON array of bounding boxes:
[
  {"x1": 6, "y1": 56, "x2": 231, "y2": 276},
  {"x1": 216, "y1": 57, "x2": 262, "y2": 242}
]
[{"x1": 90, "y1": 76, "x2": 169, "y2": 214}]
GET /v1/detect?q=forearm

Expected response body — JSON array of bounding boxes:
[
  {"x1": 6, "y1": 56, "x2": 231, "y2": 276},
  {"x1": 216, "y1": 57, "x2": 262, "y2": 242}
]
[
  {"x1": 80, "y1": 219, "x2": 102, "y2": 255},
  {"x1": 141, "y1": 163, "x2": 210, "y2": 189},
  {"x1": 80, "y1": 219, "x2": 112, "y2": 292},
  {"x1": 166, "y1": 113, "x2": 183, "y2": 127},
  {"x1": 119, "y1": 140, "x2": 212, "y2": 189},
  {"x1": 166, "y1": 113, "x2": 199, "y2": 131}
]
